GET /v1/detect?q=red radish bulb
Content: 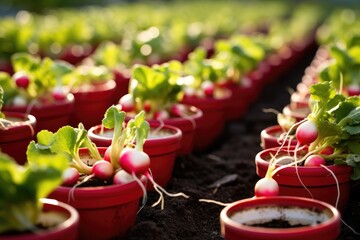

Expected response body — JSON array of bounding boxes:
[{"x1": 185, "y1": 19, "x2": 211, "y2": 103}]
[
  {"x1": 52, "y1": 86, "x2": 67, "y2": 101},
  {"x1": 346, "y1": 84, "x2": 360, "y2": 96},
  {"x1": 13, "y1": 72, "x2": 30, "y2": 89},
  {"x1": 201, "y1": 80, "x2": 214, "y2": 98},
  {"x1": 62, "y1": 168, "x2": 80, "y2": 186},
  {"x1": 92, "y1": 160, "x2": 114, "y2": 180},
  {"x1": 143, "y1": 101, "x2": 152, "y2": 113},
  {"x1": 254, "y1": 177, "x2": 279, "y2": 197},
  {"x1": 113, "y1": 170, "x2": 135, "y2": 185},
  {"x1": 304, "y1": 155, "x2": 326, "y2": 167},
  {"x1": 119, "y1": 94, "x2": 134, "y2": 112},
  {"x1": 154, "y1": 109, "x2": 170, "y2": 120},
  {"x1": 103, "y1": 146, "x2": 111, "y2": 162},
  {"x1": 170, "y1": 103, "x2": 185, "y2": 117},
  {"x1": 319, "y1": 146, "x2": 334, "y2": 155},
  {"x1": 119, "y1": 148, "x2": 150, "y2": 175},
  {"x1": 295, "y1": 120, "x2": 318, "y2": 145}
]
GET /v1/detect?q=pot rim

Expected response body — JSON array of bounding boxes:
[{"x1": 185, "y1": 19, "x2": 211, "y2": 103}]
[
  {"x1": 0, "y1": 198, "x2": 79, "y2": 239},
  {"x1": 145, "y1": 104, "x2": 203, "y2": 133},
  {"x1": 181, "y1": 88, "x2": 232, "y2": 109},
  {"x1": 39, "y1": 198, "x2": 79, "y2": 234},
  {"x1": 282, "y1": 104, "x2": 309, "y2": 121},
  {"x1": 260, "y1": 125, "x2": 297, "y2": 144},
  {"x1": 0, "y1": 112, "x2": 37, "y2": 142},
  {"x1": 88, "y1": 122, "x2": 182, "y2": 147},
  {"x1": 2, "y1": 94, "x2": 75, "y2": 117},
  {"x1": 255, "y1": 146, "x2": 353, "y2": 175},
  {"x1": 220, "y1": 196, "x2": 340, "y2": 235}
]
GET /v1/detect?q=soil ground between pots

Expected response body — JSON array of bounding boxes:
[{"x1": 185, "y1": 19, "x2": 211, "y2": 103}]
[{"x1": 123, "y1": 45, "x2": 360, "y2": 240}]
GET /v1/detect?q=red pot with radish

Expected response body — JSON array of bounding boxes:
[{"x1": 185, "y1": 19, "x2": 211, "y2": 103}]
[
  {"x1": 255, "y1": 147, "x2": 353, "y2": 213},
  {"x1": 181, "y1": 89, "x2": 231, "y2": 152},
  {"x1": 0, "y1": 198, "x2": 80, "y2": 240},
  {"x1": 88, "y1": 122, "x2": 182, "y2": 189},
  {"x1": 2, "y1": 94, "x2": 74, "y2": 134},
  {"x1": 260, "y1": 125, "x2": 298, "y2": 149},
  {"x1": 125, "y1": 103, "x2": 203, "y2": 156},
  {"x1": 220, "y1": 196, "x2": 340, "y2": 240},
  {"x1": 48, "y1": 148, "x2": 146, "y2": 240},
  {"x1": 70, "y1": 80, "x2": 116, "y2": 129},
  {"x1": 0, "y1": 111, "x2": 36, "y2": 165}
]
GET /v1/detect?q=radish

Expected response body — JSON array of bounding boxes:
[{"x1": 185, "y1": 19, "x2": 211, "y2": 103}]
[
  {"x1": 304, "y1": 155, "x2": 326, "y2": 167},
  {"x1": 254, "y1": 177, "x2": 279, "y2": 197},
  {"x1": 101, "y1": 107, "x2": 189, "y2": 209},
  {"x1": 113, "y1": 170, "x2": 135, "y2": 185},
  {"x1": 143, "y1": 101, "x2": 152, "y2": 113},
  {"x1": 119, "y1": 146, "x2": 188, "y2": 210},
  {"x1": 13, "y1": 72, "x2": 30, "y2": 89},
  {"x1": 103, "y1": 146, "x2": 112, "y2": 162},
  {"x1": 346, "y1": 84, "x2": 360, "y2": 96},
  {"x1": 295, "y1": 120, "x2": 318, "y2": 145},
  {"x1": 319, "y1": 146, "x2": 334, "y2": 155},
  {"x1": 119, "y1": 147, "x2": 150, "y2": 175},
  {"x1": 92, "y1": 160, "x2": 114, "y2": 180},
  {"x1": 118, "y1": 94, "x2": 134, "y2": 112},
  {"x1": 62, "y1": 168, "x2": 80, "y2": 186},
  {"x1": 170, "y1": 103, "x2": 186, "y2": 117},
  {"x1": 154, "y1": 109, "x2": 170, "y2": 120},
  {"x1": 52, "y1": 86, "x2": 67, "y2": 101},
  {"x1": 201, "y1": 80, "x2": 215, "y2": 98}
]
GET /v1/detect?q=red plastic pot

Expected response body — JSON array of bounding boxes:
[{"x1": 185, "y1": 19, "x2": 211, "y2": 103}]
[
  {"x1": 70, "y1": 80, "x2": 116, "y2": 129},
  {"x1": 113, "y1": 69, "x2": 131, "y2": 103},
  {"x1": 220, "y1": 196, "x2": 340, "y2": 240},
  {"x1": 260, "y1": 125, "x2": 297, "y2": 149},
  {"x1": 135, "y1": 104, "x2": 203, "y2": 156},
  {"x1": 88, "y1": 123, "x2": 182, "y2": 189},
  {"x1": 181, "y1": 90, "x2": 231, "y2": 151},
  {"x1": 0, "y1": 198, "x2": 80, "y2": 240},
  {"x1": 0, "y1": 59, "x2": 13, "y2": 74},
  {"x1": 58, "y1": 44, "x2": 94, "y2": 65},
  {"x1": 0, "y1": 112, "x2": 36, "y2": 164},
  {"x1": 255, "y1": 147, "x2": 353, "y2": 213},
  {"x1": 282, "y1": 104, "x2": 310, "y2": 122},
  {"x1": 48, "y1": 148, "x2": 146, "y2": 240},
  {"x1": 290, "y1": 91, "x2": 309, "y2": 110},
  {"x1": 219, "y1": 79, "x2": 258, "y2": 121},
  {"x1": 2, "y1": 94, "x2": 74, "y2": 134}
]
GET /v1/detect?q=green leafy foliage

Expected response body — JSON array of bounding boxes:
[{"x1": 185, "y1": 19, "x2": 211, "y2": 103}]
[
  {"x1": 29, "y1": 123, "x2": 101, "y2": 175},
  {"x1": 102, "y1": 106, "x2": 149, "y2": 169},
  {"x1": 130, "y1": 62, "x2": 184, "y2": 114},
  {"x1": 305, "y1": 81, "x2": 360, "y2": 179},
  {"x1": 0, "y1": 53, "x2": 73, "y2": 105},
  {"x1": 213, "y1": 35, "x2": 266, "y2": 83},
  {"x1": 183, "y1": 47, "x2": 226, "y2": 87},
  {"x1": 0, "y1": 150, "x2": 67, "y2": 233},
  {"x1": 319, "y1": 44, "x2": 360, "y2": 90}
]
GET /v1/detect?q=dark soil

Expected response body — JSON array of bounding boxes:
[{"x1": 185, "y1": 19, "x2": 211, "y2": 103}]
[
  {"x1": 125, "y1": 45, "x2": 360, "y2": 240},
  {"x1": 245, "y1": 219, "x2": 308, "y2": 228}
]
